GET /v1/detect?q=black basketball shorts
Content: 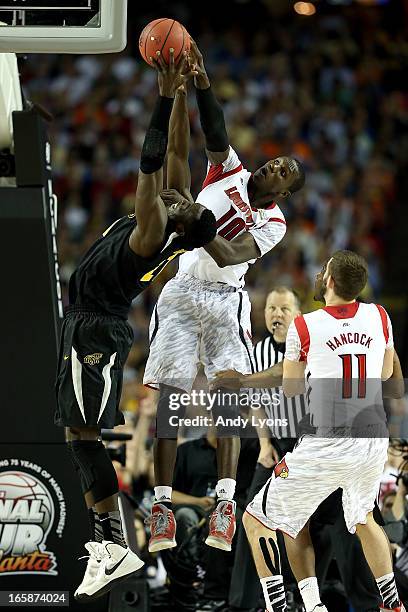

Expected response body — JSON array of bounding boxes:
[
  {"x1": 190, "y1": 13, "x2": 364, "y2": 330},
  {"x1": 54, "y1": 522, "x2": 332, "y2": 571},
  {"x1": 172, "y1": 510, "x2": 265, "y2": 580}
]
[{"x1": 55, "y1": 306, "x2": 134, "y2": 429}]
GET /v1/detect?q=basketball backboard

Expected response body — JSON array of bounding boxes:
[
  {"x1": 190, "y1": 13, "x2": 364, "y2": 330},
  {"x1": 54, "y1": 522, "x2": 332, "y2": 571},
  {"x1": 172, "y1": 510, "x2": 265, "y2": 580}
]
[
  {"x1": 0, "y1": 53, "x2": 22, "y2": 150},
  {"x1": 0, "y1": 0, "x2": 127, "y2": 53}
]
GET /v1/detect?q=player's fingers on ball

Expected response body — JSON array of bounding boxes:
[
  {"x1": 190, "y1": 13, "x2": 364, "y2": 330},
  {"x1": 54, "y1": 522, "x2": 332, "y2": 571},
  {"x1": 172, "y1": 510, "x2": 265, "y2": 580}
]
[
  {"x1": 151, "y1": 55, "x2": 162, "y2": 72},
  {"x1": 153, "y1": 50, "x2": 164, "y2": 71},
  {"x1": 169, "y1": 47, "x2": 175, "y2": 70},
  {"x1": 156, "y1": 51, "x2": 167, "y2": 71},
  {"x1": 177, "y1": 54, "x2": 188, "y2": 74}
]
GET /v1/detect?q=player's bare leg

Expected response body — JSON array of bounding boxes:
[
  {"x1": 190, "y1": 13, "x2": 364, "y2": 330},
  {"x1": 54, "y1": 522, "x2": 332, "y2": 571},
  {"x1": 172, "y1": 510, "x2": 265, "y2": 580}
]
[
  {"x1": 205, "y1": 389, "x2": 241, "y2": 551},
  {"x1": 356, "y1": 512, "x2": 405, "y2": 611},
  {"x1": 216, "y1": 436, "x2": 240, "y2": 480},
  {"x1": 153, "y1": 438, "x2": 178, "y2": 487},
  {"x1": 283, "y1": 523, "x2": 325, "y2": 612},
  {"x1": 242, "y1": 511, "x2": 288, "y2": 612},
  {"x1": 148, "y1": 384, "x2": 184, "y2": 552}
]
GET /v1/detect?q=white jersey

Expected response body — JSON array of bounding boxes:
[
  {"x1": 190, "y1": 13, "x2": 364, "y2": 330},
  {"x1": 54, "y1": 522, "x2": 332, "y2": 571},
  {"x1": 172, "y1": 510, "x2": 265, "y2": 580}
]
[
  {"x1": 285, "y1": 302, "x2": 393, "y2": 428},
  {"x1": 177, "y1": 147, "x2": 286, "y2": 288}
]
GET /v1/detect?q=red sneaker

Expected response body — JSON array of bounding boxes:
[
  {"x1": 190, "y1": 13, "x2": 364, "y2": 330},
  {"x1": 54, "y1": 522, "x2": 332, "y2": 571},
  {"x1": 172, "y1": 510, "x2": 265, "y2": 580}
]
[
  {"x1": 380, "y1": 604, "x2": 406, "y2": 612},
  {"x1": 147, "y1": 503, "x2": 177, "y2": 553},
  {"x1": 205, "y1": 500, "x2": 236, "y2": 551}
]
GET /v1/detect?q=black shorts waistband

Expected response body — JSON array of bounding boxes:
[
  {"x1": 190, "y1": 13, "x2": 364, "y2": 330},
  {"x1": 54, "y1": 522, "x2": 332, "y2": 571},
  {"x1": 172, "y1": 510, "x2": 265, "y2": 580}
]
[{"x1": 64, "y1": 305, "x2": 126, "y2": 320}]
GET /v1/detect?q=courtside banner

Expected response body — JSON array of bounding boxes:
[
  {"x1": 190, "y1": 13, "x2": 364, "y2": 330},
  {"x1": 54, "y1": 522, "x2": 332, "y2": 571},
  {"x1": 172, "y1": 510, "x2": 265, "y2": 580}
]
[{"x1": 0, "y1": 444, "x2": 106, "y2": 611}]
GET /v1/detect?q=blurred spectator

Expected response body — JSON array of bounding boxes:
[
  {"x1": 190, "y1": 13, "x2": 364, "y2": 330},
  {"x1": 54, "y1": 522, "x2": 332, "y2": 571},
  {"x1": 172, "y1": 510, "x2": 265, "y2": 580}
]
[{"x1": 19, "y1": 2, "x2": 407, "y2": 380}]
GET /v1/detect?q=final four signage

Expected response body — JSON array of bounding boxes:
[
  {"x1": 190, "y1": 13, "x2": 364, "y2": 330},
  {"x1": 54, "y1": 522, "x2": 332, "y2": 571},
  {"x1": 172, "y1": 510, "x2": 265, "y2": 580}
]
[{"x1": 0, "y1": 459, "x2": 66, "y2": 576}]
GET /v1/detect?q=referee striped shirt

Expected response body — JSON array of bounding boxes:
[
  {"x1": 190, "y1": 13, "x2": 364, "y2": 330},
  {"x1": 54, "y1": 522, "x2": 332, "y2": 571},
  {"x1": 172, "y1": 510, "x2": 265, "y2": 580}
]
[{"x1": 253, "y1": 334, "x2": 307, "y2": 439}]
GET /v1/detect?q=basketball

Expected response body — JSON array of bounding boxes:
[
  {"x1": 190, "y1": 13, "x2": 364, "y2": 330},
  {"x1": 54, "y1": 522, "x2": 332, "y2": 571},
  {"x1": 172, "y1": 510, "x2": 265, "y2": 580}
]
[{"x1": 139, "y1": 18, "x2": 190, "y2": 67}]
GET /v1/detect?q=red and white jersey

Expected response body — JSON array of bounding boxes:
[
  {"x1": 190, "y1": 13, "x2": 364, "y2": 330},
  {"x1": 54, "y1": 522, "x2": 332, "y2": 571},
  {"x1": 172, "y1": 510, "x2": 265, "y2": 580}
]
[
  {"x1": 285, "y1": 302, "x2": 394, "y2": 427},
  {"x1": 177, "y1": 147, "x2": 287, "y2": 288},
  {"x1": 286, "y1": 302, "x2": 393, "y2": 377}
]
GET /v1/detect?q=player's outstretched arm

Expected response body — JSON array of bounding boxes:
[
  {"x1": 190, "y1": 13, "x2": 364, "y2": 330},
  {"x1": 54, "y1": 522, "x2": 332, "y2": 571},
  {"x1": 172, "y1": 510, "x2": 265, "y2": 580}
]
[
  {"x1": 190, "y1": 38, "x2": 230, "y2": 165},
  {"x1": 212, "y1": 361, "x2": 283, "y2": 390},
  {"x1": 130, "y1": 51, "x2": 195, "y2": 258},
  {"x1": 167, "y1": 84, "x2": 194, "y2": 202},
  {"x1": 204, "y1": 232, "x2": 260, "y2": 267}
]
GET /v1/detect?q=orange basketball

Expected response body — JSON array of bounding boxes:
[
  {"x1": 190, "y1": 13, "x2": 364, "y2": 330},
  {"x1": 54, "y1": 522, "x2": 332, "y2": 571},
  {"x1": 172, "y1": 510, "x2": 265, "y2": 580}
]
[{"x1": 139, "y1": 18, "x2": 190, "y2": 67}]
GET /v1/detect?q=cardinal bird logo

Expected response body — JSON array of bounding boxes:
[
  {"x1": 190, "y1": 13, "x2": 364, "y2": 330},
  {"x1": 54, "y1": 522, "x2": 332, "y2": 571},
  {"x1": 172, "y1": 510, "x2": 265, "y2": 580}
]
[{"x1": 274, "y1": 458, "x2": 289, "y2": 479}]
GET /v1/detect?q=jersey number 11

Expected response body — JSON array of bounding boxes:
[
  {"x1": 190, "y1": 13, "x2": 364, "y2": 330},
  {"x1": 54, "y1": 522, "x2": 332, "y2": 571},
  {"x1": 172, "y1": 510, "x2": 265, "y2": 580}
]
[{"x1": 339, "y1": 354, "x2": 367, "y2": 399}]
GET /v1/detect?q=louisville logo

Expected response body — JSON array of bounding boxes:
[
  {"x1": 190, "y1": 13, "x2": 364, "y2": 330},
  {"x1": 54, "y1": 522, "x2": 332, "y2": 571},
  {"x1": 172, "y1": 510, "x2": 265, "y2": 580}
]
[
  {"x1": 84, "y1": 353, "x2": 103, "y2": 366},
  {"x1": 274, "y1": 458, "x2": 289, "y2": 479}
]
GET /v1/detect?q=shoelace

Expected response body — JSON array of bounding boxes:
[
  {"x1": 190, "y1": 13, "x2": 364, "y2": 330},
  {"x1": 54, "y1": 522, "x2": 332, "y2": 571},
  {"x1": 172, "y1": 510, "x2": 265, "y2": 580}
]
[
  {"x1": 78, "y1": 544, "x2": 103, "y2": 563},
  {"x1": 146, "y1": 509, "x2": 170, "y2": 535}
]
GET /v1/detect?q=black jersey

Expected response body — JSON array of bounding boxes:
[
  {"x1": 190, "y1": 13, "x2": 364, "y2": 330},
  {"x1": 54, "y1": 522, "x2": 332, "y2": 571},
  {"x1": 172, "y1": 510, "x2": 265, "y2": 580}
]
[{"x1": 68, "y1": 214, "x2": 188, "y2": 318}]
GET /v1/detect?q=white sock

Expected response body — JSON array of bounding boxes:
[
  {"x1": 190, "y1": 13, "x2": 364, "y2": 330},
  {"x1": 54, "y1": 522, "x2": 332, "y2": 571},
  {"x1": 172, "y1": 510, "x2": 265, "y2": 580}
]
[
  {"x1": 260, "y1": 575, "x2": 287, "y2": 611},
  {"x1": 298, "y1": 577, "x2": 321, "y2": 612},
  {"x1": 154, "y1": 486, "x2": 172, "y2": 502},
  {"x1": 216, "y1": 478, "x2": 236, "y2": 501}
]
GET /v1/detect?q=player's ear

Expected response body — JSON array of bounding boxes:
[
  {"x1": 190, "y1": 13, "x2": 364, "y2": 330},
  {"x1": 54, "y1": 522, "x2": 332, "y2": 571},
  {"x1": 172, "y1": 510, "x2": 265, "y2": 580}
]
[
  {"x1": 175, "y1": 223, "x2": 185, "y2": 236},
  {"x1": 326, "y1": 274, "x2": 335, "y2": 289},
  {"x1": 279, "y1": 190, "x2": 291, "y2": 199}
]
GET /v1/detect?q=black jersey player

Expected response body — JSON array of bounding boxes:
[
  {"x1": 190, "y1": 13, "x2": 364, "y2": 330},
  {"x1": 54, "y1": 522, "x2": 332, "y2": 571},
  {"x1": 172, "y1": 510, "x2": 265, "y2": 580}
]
[{"x1": 55, "y1": 52, "x2": 217, "y2": 601}]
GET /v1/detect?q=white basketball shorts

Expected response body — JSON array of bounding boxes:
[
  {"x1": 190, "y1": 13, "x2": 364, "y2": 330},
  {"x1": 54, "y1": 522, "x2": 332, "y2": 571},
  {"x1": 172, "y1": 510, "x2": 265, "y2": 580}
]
[
  {"x1": 246, "y1": 434, "x2": 388, "y2": 538},
  {"x1": 143, "y1": 273, "x2": 254, "y2": 392}
]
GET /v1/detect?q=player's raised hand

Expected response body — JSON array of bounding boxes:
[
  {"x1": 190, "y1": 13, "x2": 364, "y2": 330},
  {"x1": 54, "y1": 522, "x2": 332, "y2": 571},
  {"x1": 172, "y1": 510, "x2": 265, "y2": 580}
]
[
  {"x1": 151, "y1": 49, "x2": 197, "y2": 98},
  {"x1": 189, "y1": 38, "x2": 210, "y2": 89}
]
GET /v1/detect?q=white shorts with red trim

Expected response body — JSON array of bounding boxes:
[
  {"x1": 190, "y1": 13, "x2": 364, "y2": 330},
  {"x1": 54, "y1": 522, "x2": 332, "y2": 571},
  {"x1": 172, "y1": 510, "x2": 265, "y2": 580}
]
[
  {"x1": 143, "y1": 273, "x2": 254, "y2": 392},
  {"x1": 246, "y1": 435, "x2": 388, "y2": 538}
]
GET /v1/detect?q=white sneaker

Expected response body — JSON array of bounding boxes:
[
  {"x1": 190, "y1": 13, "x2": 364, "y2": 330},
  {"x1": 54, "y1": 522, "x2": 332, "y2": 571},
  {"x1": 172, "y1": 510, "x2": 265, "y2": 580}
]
[
  {"x1": 75, "y1": 541, "x2": 144, "y2": 600},
  {"x1": 74, "y1": 541, "x2": 104, "y2": 600}
]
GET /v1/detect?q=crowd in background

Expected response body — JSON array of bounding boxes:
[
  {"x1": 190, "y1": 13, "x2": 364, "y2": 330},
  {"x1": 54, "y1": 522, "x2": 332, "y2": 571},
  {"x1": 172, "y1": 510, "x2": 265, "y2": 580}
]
[
  {"x1": 20, "y1": 2, "x2": 408, "y2": 401},
  {"x1": 17, "y1": 1, "x2": 408, "y2": 609}
]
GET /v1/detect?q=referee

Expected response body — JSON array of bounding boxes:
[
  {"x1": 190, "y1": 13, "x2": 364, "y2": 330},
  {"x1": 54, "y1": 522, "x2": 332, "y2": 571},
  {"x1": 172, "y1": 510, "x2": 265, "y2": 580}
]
[{"x1": 215, "y1": 286, "x2": 380, "y2": 612}]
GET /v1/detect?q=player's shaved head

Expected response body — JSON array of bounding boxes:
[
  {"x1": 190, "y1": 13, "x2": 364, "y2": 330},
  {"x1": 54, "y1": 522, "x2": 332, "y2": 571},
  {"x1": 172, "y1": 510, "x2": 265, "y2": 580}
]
[{"x1": 288, "y1": 158, "x2": 305, "y2": 194}]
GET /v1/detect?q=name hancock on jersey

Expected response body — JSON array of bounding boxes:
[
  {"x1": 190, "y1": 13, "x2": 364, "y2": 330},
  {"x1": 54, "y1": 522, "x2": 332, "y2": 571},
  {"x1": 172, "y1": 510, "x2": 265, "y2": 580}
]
[{"x1": 326, "y1": 332, "x2": 373, "y2": 351}]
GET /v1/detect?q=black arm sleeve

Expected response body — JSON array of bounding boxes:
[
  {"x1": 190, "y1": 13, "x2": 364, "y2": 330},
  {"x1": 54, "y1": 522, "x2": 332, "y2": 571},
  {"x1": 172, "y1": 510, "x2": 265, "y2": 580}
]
[
  {"x1": 140, "y1": 95, "x2": 174, "y2": 174},
  {"x1": 196, "y1": 86, "x2": 229, "y2": 153}
]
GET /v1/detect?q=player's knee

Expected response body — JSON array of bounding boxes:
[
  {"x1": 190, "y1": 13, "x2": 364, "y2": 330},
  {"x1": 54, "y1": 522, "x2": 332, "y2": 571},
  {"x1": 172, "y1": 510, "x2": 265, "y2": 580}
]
[
  {"x1": 68, "y1": 438, "x2": 118, "y2": 503},
  {"x1": 66, "y1": 426, "x2": 100, "y2": 441},
  {"x1": 355, "y1": 511, "x2": 374, "y2": 535}
]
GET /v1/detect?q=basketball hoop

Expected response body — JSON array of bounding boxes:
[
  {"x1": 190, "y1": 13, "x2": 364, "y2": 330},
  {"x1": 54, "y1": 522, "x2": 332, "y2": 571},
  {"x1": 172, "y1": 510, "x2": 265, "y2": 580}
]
[{"x1": 0, "y1": 0, "x2": 127, "y2": 53}]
